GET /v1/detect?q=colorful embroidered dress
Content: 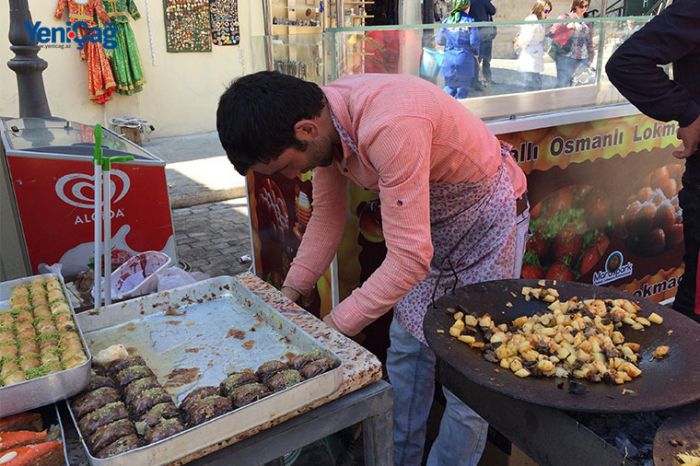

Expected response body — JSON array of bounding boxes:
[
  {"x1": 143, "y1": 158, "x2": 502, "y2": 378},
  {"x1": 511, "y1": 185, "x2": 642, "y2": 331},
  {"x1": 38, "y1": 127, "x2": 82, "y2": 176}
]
[
  {"x1": 101, "y1": 0, "x2": 145, "y2": 94},
  {"x1": 55, "y1": 0, "x2": 117, "y2": 104}
]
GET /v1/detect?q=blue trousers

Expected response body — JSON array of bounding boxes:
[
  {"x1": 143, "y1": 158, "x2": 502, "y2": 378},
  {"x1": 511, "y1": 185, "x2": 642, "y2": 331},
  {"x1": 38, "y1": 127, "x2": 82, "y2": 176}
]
[
  {"x1": 386, "y1": 207, "x2": 530, "y2": 466},
  {"x1": 443, "y1": 82, "x2": 470, "y2": 99},
  {"x1": 523, "y1": 72, "x2": 543, "y2": 91},
  {"x1": 386, "y1": 318, "x2": 488, "y2": 466},
  {"x1": 555, "y1": 55, "x2": 585, "y2": 88}
]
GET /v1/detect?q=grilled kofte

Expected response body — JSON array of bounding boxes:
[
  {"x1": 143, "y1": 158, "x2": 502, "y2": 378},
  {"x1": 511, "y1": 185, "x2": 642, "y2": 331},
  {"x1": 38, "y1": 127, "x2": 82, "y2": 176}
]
[
  {"x1": 123, "y1": 377, "x2": 160, "y2": 405},
  {"x1": 144, "y1": 417, "x2": 185, "y2": 444},
  {"x1": 267, "y1": 370, "x2": 302, "y2": 392},
  {"x1": 229, "y1": 383, "x2": 271, "y2": 408},
  {"x1": 131, "y1": 387, "x2": 174, "y2": 418},
  {"x1": 255, "y1": 360, "x2": 288, "y2": 384},
  {"x1": 78, "y1": 402, "x2": 129, "y2": 436},
  {"x1": 289, "y1": 352, "x2": 337, "y2": 379},
  {"x1": 219, "y1": 371, "x2": 258, "y2": 397},
  {"x1": 289, "y1": 351, "x2": 324, "y2": 371},
  {"x1": 88, "y1": 419, "x2": 136, "y2": 452},
  {"x1": 181, "y1": 386, "x2": 233, "y2": 426},
  {"x1": 300, "y1": 358, "x2": 336, "y2": 379},
  {"x1": 95, "y1": 434, "x2": 140, "y2": 458},
  {"x1": 116, "y1": 365, "x2": 155, "y2": 389},
  {"x1": 0, "y1": 277, "x2": 87, "y2": 387},
  {"x1": 72, "y1": 357, "x2": 182, "y2": 457},
  {"x1": 72, "y1": 387, "x2": 121, "y2": 419},
  {"x1": 87, "y1": 371, "x2": 116, "y2": 391},
  {"x1": 66, "y1": 334, "x2": 337, "y2": 457},
  {"x1": 107, "y1": 355, "x2": 146, "y2": 378},
  {"x1": 139, "y1": 403, "x2": 180, "y2": 428},
  {"x1": 180, "y1": 386, "x2": 220, "y2": 412},
  {"x1": 183, "y1": 394, "x2": 232, "y2": 427},
  {"x1": 220, "y1": 356, "x2": 336, "y2": 406}
]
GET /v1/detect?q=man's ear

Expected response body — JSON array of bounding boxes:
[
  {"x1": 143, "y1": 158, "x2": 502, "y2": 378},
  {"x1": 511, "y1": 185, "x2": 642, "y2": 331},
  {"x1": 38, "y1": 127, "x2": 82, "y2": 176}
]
[{"x1": 294, "y1": 119, "x2": 319, "y2": 141}]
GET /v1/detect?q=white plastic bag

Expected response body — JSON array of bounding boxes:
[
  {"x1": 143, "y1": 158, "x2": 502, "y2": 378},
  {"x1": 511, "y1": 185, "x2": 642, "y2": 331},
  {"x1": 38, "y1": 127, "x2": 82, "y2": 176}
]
[
  {"x1": 38, "y1": 262, "x2": 65, "y2": 279},
  {"x1": 156, "y1": 267, "x2": 208, "y2": 292},
  {"x1": 111, "y1": 251, "x2": 172, "y2": 300}
]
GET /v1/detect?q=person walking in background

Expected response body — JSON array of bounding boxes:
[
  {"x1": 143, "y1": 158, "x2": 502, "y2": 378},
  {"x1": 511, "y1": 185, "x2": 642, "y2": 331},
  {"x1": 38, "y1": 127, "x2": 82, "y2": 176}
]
[
  {"x1": 435, "y1": 0, "x2": 480, "y2": 99},
  {"x1": 606, "y1": 0, "x2": 700, "y2": 321},
  {"x1": 468, "y1": 0, "x2": 496, "y2": 88},
  {"x1": 516, "y1": 0, "x2": 553, "y2": 91},
  {"x1": 434, "y1": 0, "x2": 451, "y2": 21},
  {"x1": 550, "y1": 0, "x2": 594, "y2": 88}
]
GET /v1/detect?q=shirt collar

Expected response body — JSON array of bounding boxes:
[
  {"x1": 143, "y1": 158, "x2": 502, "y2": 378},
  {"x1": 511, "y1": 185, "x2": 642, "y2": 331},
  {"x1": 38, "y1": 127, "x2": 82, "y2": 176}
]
[{"x1": 323, "y1": 86, "x2": 357, "y2": 161}]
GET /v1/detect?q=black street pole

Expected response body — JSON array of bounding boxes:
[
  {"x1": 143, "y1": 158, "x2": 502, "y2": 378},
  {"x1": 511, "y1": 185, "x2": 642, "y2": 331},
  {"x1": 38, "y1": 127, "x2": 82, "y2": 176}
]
[{"x1": 7, "y1": 0, "x2": 51, "y2": 118}]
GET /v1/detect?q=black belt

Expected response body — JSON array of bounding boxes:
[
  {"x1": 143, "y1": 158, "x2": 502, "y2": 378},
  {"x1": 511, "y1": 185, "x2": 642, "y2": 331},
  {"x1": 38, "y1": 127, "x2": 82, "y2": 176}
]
[{"x1": 516, "y1": 192, "x2": 529, "y2": 216}]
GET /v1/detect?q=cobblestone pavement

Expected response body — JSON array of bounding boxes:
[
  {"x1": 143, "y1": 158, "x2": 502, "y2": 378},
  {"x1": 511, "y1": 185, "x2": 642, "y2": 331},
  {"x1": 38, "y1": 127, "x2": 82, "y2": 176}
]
[{"x1": 171, "y1": 198, "x2": 254, "y2": 278}]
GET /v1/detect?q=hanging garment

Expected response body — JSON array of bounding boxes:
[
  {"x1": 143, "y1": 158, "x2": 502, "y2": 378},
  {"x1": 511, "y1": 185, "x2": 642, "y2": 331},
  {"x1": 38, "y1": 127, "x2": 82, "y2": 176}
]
[
  {"x1": 55, "y1": 0, "x2": 117, "y2": 104},
  {"x1": 209, "y1": 0, "x2": 240, "y2": 45},
  {"x1": 101, "y1": 0, "x2": 145, "y2": 94}
]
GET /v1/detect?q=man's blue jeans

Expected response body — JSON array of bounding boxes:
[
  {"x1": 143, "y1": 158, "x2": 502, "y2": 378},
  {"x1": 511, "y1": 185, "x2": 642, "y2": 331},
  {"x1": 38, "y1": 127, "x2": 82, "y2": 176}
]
[
  {"x1": 386, "y1": 207, "x2": 530, "y2": 466},
  {"x1": 386, "y1": 318, "x2": 488, "y2": 466}
]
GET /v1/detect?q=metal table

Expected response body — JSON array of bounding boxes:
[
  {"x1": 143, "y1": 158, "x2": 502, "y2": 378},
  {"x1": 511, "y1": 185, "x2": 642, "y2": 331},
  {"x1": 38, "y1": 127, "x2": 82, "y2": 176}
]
[
  {"x1": 64, "y1": 380, "x2": 393, "y2": 465},
  {"x1": 64, "y1": 273, "x2": 392, "y2": 465},
  {"x1": 190, "y1": 380, "x2": 393, "y2": 466}
]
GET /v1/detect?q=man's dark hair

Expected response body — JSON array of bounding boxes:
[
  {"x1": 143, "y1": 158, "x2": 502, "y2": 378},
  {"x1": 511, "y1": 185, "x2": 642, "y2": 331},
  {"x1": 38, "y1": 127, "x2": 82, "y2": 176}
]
[{"x1": 217, "y1": 71, "x2": 326, "y2": 175}]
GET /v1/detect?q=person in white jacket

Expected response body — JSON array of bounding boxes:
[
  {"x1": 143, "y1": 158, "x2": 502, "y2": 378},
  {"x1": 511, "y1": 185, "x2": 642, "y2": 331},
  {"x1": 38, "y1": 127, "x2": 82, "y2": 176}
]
[{"x1": 516, "y1": 0, "x2": 553, "y2": 90}]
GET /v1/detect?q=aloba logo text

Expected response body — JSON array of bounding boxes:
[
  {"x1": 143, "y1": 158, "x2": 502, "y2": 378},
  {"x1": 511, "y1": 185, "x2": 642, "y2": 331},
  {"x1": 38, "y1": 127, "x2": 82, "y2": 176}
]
[{"x1": 25, "y1": 21, "x2": 117, "y2": 50}]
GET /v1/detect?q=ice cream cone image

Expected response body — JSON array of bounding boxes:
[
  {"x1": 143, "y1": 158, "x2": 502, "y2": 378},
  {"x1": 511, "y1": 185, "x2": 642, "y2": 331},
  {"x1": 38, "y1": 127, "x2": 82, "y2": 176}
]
[
  {"x1": 292, "y1": 188, "x2": 313, "y2": 241},
  {"x1": 295, "y1": 190, "x2": 312, "y2": 227}
]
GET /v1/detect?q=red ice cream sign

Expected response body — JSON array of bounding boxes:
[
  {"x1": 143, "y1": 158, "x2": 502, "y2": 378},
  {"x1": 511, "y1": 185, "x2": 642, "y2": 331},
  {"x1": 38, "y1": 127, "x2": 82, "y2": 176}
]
[{"x1": 8, "y1": 156, "x2": 176, "y2": 279}]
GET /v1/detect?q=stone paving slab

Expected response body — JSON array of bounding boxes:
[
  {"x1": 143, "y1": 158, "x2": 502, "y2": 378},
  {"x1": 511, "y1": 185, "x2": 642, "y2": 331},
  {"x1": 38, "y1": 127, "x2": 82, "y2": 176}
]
[
  {"x1": 142, "y1": 132, "x2": 247, "y2": 209},
  {"x1": 171, "y1": 198, "x2": 253, "y2": 278},
  {"x1": 144, "y1": 131, "x2": 225, "y2": 164},
  {"x1": 166, "y1": 156, "x2": 247, "y2": 209}
]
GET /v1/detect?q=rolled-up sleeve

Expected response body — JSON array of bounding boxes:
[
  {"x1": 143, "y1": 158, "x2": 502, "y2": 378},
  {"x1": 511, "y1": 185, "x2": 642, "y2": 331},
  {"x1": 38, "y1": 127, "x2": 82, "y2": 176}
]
[
  {"x1": 283, "y1": 166, "x2": 348, "y2": 294},
  {"x1": 331, "y1": 117, "x2": 434, "y2": 335}
]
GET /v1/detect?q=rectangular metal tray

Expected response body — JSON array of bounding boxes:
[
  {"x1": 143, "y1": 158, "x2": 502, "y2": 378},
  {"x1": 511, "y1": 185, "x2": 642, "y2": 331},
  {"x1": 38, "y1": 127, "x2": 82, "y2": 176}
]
[
  {"x1": 47, "y1": 403, "x2": 71, "y2": 466},
  {"x1": 70, "y1": 276, "x2": 342, "y2": 465},
  {"x1": 0, "y1": 274, "x2": 92, "y2": 417},
  {"x1": 0, "y1": 404, "x2": 71, "y2": 466}
]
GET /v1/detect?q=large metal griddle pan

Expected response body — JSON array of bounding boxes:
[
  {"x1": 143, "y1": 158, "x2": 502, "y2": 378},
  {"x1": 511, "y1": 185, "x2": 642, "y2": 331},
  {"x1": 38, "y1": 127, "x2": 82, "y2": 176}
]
[
  {"x1": 653, "y1": 402, "x2": 700, "y2": 465},
  {"x1": 424, "y1": 279, "x2": 700, "y2": 413},
  {"x1": 70, "y1": 276, "x2": 342, "y2": 465},
  {"x1": 0, "y1": 274, "x2": 91, "y2": 417}
]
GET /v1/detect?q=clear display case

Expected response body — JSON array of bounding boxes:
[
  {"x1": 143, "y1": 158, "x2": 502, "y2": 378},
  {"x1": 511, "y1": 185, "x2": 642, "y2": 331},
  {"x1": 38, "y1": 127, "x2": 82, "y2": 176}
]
[{"x1": 251, "y1": 16, "x2": 652, "y2": 119}]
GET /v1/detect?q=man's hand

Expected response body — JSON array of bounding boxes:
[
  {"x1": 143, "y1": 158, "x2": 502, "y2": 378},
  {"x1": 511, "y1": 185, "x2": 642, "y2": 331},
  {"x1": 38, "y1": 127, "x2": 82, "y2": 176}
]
[
  {"x1": 281, "y1": 286, "x2": 301, "y2": 303},
  {"x1": 674, "y1": 114, "x2": 700, "y2": 159}
]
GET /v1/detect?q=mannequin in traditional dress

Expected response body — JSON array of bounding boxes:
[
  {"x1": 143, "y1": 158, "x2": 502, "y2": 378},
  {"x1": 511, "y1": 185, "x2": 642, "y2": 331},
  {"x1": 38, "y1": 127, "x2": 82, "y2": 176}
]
[{"x1": 55, "y1": 0, "x2": 117, "y2": 103}]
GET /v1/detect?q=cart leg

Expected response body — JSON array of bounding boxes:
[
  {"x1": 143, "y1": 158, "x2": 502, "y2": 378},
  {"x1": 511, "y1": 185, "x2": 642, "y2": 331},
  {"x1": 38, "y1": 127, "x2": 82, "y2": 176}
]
[{"x1": 362, "y1": 400, "x2": 394, "y2": 466}]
